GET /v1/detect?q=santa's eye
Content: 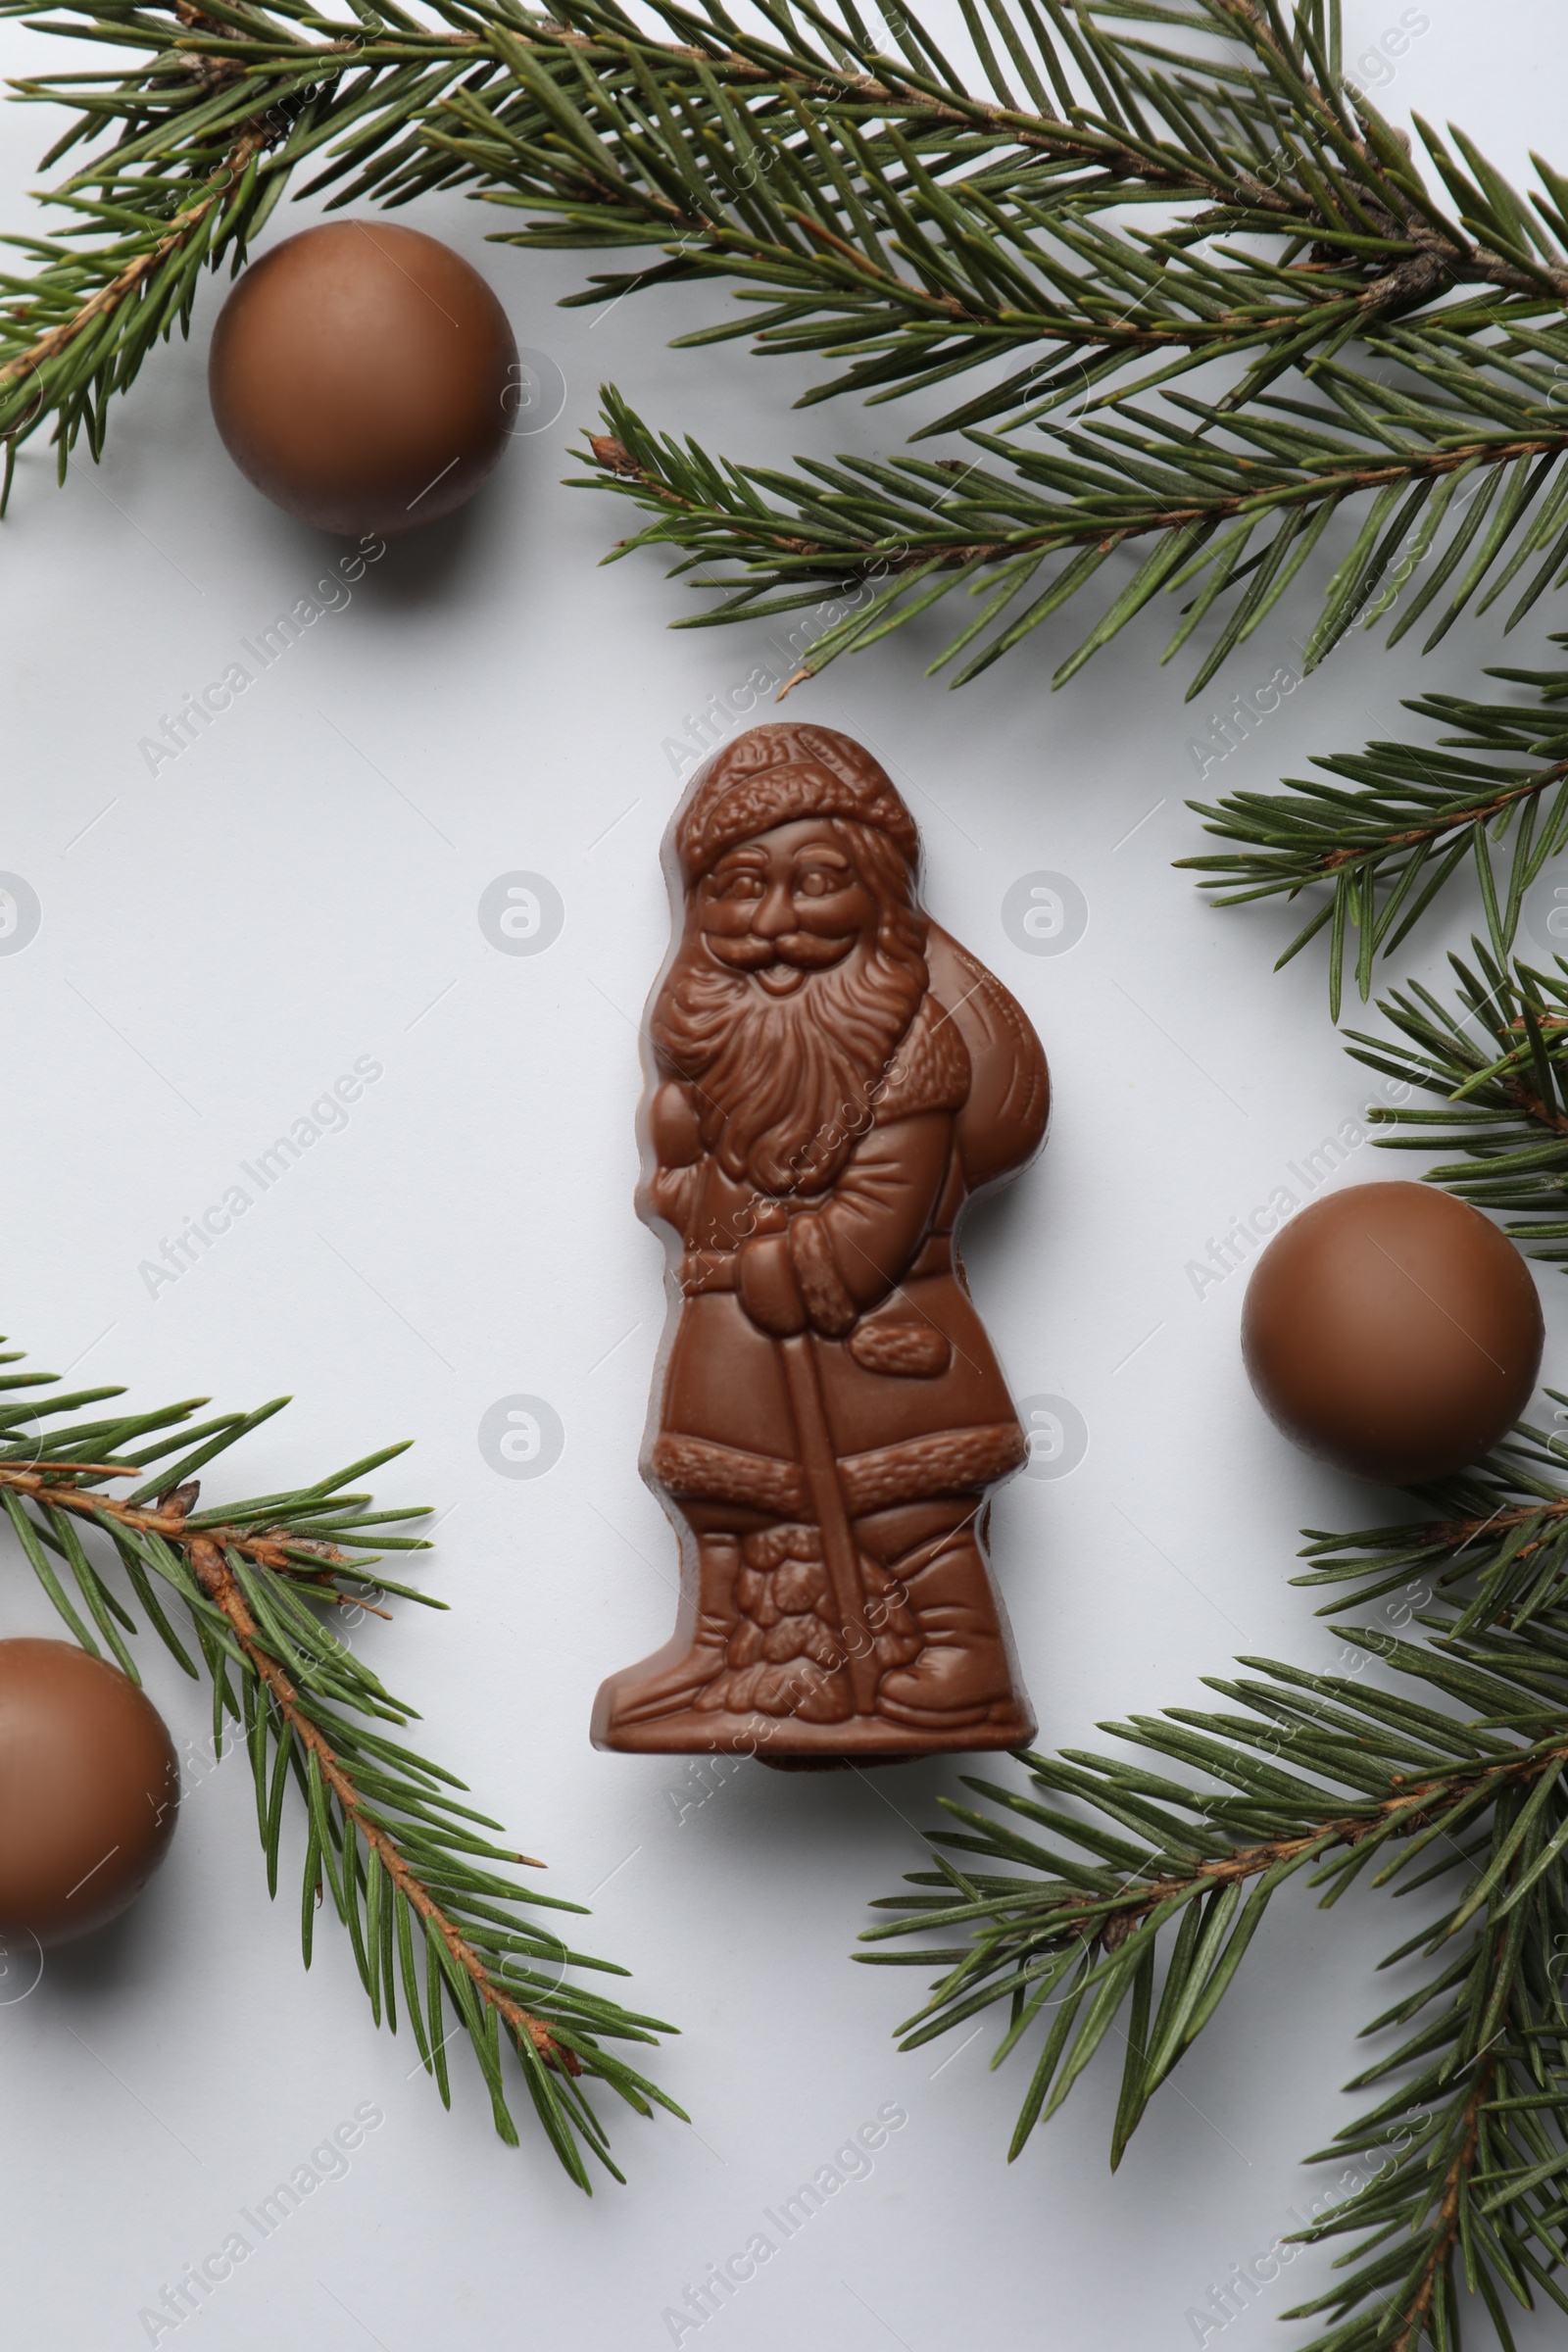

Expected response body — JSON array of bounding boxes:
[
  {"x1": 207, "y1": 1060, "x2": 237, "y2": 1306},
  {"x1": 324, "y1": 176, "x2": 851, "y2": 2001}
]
[
  {"x1": 796, "y1": 867, "x2": 841, "y2": 897},
  {"x1": 714, "y1": 870, "x2": 764, "y2": 898}
]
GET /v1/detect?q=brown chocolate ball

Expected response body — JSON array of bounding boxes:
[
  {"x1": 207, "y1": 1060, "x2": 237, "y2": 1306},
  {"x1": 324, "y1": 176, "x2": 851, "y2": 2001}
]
[
  {"x1": 0, "y1": 1640, "x2": 178, "y2": 1945},
  {"x1": 1242, "y1": 1182, "x2": 1544, "y2": 1486},
  {"x1": 208, "y1": 220, "x2": 517, "y2": 536}
]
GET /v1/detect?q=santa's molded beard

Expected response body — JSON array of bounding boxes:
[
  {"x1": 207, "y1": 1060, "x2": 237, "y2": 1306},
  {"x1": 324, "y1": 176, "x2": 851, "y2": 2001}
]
[{"x1": 653, "y1": 926, "x2": 927, "y2": 1198}]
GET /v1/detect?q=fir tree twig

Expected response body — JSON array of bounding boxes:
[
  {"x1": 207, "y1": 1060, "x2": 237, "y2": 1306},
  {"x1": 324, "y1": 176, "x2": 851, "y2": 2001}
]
[
  {"x1": 0, "y1": 1333, "x2": 684, "y2": 2188},
  {"x1": 576, "y1": 345, "x2": 1568, "y2": 695},
  {"x1": 1294, "y1": 1416, "x2": 1568, "y2": 1640},
  {"x1": 858, "y1": 1589, "x2": 1568, "y2": 2349},
  {"x1": 7, "y1": 0, "x2": 1568, "y2": 705},
  {"x1": 1180, "y1": 643, "x2": 1568, "y2": 1020},
  {"x1": 1345, "y1": 938, "x2": 1568, "y2": 1260}
]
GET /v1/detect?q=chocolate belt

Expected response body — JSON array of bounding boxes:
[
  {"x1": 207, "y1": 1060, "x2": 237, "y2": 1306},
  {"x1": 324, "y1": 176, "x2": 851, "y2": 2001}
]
[
  {"x1": 650, "y1": 1422, "x2": 1026, "y2": 1519},
  {"x1": 679, "y1": 1233, "x2": 953, "y2": 1296}
]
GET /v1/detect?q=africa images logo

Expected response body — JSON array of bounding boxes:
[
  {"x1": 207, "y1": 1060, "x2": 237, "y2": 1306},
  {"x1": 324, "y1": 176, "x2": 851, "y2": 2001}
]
[{"x1": 0, "y1": 873, "x2": 41, "y2": 956}]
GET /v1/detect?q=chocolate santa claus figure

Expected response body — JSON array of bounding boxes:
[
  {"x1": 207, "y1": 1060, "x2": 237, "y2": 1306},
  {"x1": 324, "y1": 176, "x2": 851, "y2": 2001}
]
[{"x1": 592, "y1": 725, "x2": 1048, "y2": 1762}]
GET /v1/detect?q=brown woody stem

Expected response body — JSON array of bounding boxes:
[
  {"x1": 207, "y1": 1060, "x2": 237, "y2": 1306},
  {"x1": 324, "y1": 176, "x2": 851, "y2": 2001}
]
[
  {"x1": 1039, "y1": 1741, "x2": 1568, "y2": 1946},
  {"x1": 1393, "y1": 2052, "x2": 1496, "y2": 2352},
  {"x1": 591, "y1": 432, "x2": 1568, "y2": 586},
  {"x1": 0, "y1": 1460, "x2": 358, "y2": 1584},
  {"x1": 0, "y1": 125, "x2": 272, "y2": 395},
  {"x1": 1318, "y1": 760, "x2": 1568, "y2": 876},
  {"x1": 183, "y1": 1532, "x2": 572, "y2": 2072},
  {"x1": 1425, "y1": 1497, "x2": 1568, "y2": 1555}
]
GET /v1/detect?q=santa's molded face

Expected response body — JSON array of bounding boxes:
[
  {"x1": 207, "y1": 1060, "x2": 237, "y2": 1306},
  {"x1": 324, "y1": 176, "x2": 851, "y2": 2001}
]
[{"x1": 697, "y1": 819, "x2": 877, "y2": 998}]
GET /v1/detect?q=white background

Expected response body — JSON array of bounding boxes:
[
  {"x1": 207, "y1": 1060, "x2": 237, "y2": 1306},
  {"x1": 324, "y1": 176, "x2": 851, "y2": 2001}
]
[{"x1": 2, "y1": 5, "x2": 1565, "y2": 2346}]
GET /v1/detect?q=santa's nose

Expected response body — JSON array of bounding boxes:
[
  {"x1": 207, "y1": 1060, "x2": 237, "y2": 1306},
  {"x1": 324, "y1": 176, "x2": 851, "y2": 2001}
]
[{"x1": 753, "y1": 876, "x2": 797, "y2": 939}]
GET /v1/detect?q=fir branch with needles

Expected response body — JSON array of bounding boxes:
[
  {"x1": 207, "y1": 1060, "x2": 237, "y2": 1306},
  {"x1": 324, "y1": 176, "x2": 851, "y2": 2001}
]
[
  {"x1": 0, "y1": 1332, "x2": 683, "y2": 2189},
  {"x1": 1179, "y1": 641, "x2": 1568, "y2": 1022},
  {"x1": 858, "y1": 1589, "x2": 1568, "y2": 2350},
  {"x1": 576, "y1": 330, "x2": 1568, "y2": 697},
  {"x1": 1292, "y1": 1413, "x2": 1568, "y2": 1642},
  {"x1": 7, "y1": 0, "x2": 1568, "y2": 706},
  {"x1": 1344, "y1": 938, "x2": 1568, "y2": 1263},
  {"x1": 539, "y1": 0, "x2": 1568, "y2": 694},
  {"x1": 0, "y1": 0, "x2": 530, "y2": 483}
]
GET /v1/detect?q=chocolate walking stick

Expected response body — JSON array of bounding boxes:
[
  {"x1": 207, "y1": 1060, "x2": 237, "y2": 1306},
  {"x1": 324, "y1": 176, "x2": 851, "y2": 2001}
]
[
  {"x1": 778, "y1": 1332, "x2": 880, "y2": 1718},
  {"x1": 591, "y1": 724, "x2": 1049, "y2": 1764}
]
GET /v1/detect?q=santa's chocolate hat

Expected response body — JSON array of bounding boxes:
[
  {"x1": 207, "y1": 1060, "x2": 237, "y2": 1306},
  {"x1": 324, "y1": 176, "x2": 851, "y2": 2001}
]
[{"x1": 674, "y1": 724, "x2": 920, "y2": 882}]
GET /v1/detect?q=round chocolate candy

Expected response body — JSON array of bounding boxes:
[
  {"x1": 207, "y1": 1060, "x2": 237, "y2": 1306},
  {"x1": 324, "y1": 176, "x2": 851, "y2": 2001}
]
[
  {"x1": 0, "y1": 1640, "x2": 178, "y2": 1944},
  {"x1": 208, "y1": 220, "x2": 518, "y2": 536},
  {"x1": 1241, "y1": 1181, "x2": 1544, "y2": 1486}
]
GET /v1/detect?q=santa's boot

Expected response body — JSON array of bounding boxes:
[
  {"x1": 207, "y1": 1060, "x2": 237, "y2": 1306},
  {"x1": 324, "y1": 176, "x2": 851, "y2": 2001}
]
[
  {"x1": 876, "y1": 1533, "x2": 1021, "y2": 1730},
  {"x1": 611, "y1": 1535, "x2": 741, "y2": 1725}
]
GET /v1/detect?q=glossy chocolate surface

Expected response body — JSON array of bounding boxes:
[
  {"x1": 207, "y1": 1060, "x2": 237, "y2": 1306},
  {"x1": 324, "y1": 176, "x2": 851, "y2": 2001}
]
[
  {"x1": 592, "y1": 725, "x2": 1049, "y2": 1762},
  {"x1": 1242, "y1": 1180, "x2": 1543, "y2": 1486},
  {"x1": 208, "y1": 220, "x2": 516, "y2": 537},
  {"x1": 0, "y1": 1639, "x2": 178, "y2": 1944}
]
